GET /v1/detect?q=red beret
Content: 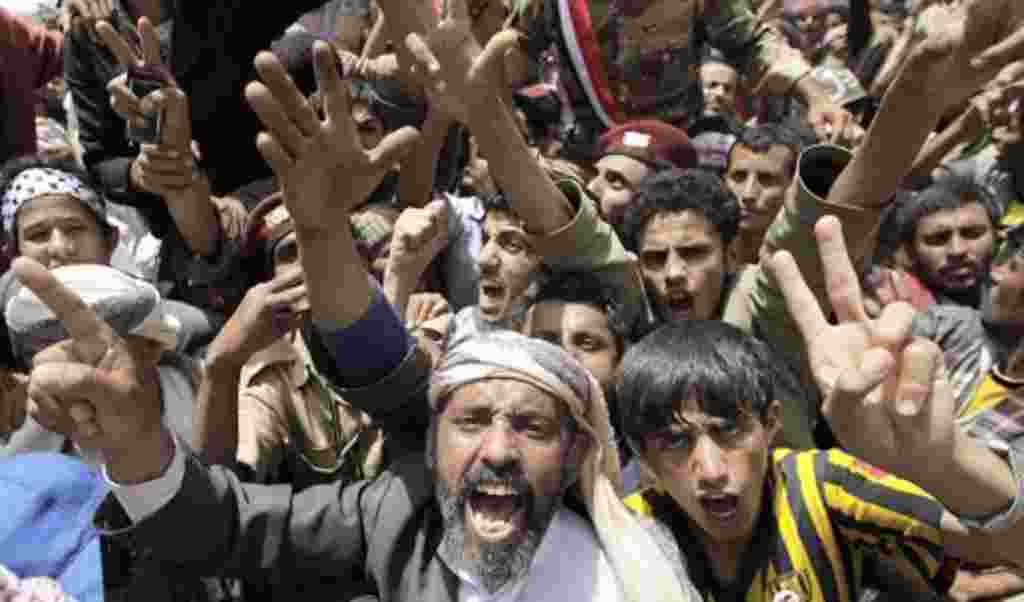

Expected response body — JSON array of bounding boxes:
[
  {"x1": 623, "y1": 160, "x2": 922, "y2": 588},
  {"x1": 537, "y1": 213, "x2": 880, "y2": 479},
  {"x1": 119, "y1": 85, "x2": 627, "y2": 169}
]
[{"x1": 597, "y1": 120, "x2": 697, "y2": 170}]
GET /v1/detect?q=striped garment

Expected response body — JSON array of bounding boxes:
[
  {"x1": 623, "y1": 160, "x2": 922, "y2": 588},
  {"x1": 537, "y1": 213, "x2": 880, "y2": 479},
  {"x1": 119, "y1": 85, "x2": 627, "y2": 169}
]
[{"x1": 626, "y1": 448, "x2": 956, "y2": 602}]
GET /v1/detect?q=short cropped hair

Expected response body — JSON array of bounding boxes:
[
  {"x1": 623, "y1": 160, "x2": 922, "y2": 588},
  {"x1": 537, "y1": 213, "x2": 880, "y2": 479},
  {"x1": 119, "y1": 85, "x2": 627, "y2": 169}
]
[
  {"x1": 615, "y1": 320, "x2": 793, "y2": 450},
  {"x1": 531, "y1": 270, "x2": 632, "y2": 348},
  {"x1": 621, "y1": 168, "x2": 740, "y2": 253},
  {"x1": 885, "y1": 171, "x2": 997, "y2": 251},
  {"x1": 728, "y1": 122, "x2": 813, "y2": 178}
]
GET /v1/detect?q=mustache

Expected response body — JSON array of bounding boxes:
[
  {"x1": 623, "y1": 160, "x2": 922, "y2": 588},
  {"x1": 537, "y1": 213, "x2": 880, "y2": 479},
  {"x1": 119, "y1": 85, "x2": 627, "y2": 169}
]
[{"x1": 463, "y1": 463, "x2": 531, "y2": 497}]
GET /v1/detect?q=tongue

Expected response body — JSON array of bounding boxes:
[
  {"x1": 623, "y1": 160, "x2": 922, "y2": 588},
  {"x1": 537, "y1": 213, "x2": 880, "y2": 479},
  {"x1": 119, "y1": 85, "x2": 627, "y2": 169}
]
[
  {"x1": 475, "y1": 494, "x2": 518, "y2": 517},
  {"x1": 703, "y1": 497, "x2": 737, "y2": 515}
]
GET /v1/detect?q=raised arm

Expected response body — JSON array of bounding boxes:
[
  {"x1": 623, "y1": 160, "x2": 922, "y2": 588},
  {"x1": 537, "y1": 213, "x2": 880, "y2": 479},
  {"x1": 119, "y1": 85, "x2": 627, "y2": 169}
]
[
  {"x1": 193, "y1": 268, "x2": 307, "y2": 466},
  {"x1": 769, "y1": 217, "x2": 1024, "y2": 567},
  {"x1": 378, "y1": 0, "x2": 573, "y2": 234}
]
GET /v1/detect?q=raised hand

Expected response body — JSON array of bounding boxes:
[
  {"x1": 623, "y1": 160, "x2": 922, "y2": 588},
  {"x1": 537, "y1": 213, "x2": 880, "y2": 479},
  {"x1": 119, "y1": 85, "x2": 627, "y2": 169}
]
[
  {"x1": 206, "y1": 267, "x2": 309, "y2": 369},
  {"x1": 60, "y1": 0, "x2": 114, "y2": 38},
  {"x1": 96, "y1": 17, "x2": 173, "y2": 133},
  {"x1": 13, "y1": 257, "x2": 166, "y2": 481},
  {"x1": 767, "y1": 216, "x2": 955, "y2": 479},
  {"x1": 128, "y1": 88, "x2": 203, "y2": 198},
  {"x1": 386, "y1": 0, "x2": 520, "y2": 122},
  {"x1": 387, "y1": 199, "x2": 451, "y2": 283},
  {"x1": 244, "y1": 42, "x2": 420, "y2": 232},
  {"x1": 383, "y1": 199, "x2": 451, "y2": 321},
  {"x1": 904, "y1": 0, "x2": 1024, "y2": 114}
]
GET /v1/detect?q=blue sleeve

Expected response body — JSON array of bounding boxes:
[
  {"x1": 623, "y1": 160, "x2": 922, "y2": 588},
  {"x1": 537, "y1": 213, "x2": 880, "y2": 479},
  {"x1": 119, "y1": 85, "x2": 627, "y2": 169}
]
[{"x1": 312, "y1": 283, "x2": 414, "y2": 388}]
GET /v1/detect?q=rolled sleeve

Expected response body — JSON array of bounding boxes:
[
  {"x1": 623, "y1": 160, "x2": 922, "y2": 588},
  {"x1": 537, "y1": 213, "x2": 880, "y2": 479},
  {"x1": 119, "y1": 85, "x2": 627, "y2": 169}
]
[{"x1": 530, "y1": 179, "x2": 655, "y2": 337}]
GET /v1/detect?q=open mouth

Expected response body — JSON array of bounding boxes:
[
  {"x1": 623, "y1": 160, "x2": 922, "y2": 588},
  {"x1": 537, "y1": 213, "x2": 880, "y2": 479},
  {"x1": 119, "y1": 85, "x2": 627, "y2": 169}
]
[
  {"x1": 663, "y1": 293, "x2": 694, "y2": 320},
  {"x1": 466, "y1": 483, "x2": 526, "y2": 542},
  {"x1": 478, "y1": 282, "x2": 506, "y2": 314},
  {"x1": 699, "y1": 493, "x2": 739, "y2": 522}
]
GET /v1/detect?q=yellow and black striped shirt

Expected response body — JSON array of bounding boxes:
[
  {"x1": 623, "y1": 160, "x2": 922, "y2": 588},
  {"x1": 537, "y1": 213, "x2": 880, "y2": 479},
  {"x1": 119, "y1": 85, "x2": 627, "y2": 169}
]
[{"x1": 625, "y1": 448, "x2": 955, "y2": 602}]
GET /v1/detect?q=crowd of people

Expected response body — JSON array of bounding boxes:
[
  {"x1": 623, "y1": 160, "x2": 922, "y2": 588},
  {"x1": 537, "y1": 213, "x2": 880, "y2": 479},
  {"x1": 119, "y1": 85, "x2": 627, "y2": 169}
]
[{"x1": 1, "y1": 0, "x2": 1024, "y2": 600}]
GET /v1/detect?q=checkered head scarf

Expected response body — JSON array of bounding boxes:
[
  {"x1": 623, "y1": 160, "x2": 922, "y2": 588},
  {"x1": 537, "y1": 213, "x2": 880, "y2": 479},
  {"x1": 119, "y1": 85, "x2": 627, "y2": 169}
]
[
  {"x1": 2, "y1": 168, "x2": 106, "y2": 237},
  {"x1": 429, "y1": 331, "x2": 695, "y2": 602}
]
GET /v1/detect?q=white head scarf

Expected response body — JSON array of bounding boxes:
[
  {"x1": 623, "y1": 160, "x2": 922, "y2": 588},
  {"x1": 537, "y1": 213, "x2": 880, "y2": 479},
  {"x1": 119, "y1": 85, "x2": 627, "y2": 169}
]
[{"x1": 429, "y1": 332, "x2": 696, "y2": 602}]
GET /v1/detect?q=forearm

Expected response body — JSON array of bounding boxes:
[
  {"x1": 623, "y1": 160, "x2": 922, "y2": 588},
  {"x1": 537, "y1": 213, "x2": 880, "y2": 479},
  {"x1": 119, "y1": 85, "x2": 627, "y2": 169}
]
[
  {"x1": 911, "y1": 430, "x2": 1016, "y2": 521},
  {"x1": 192, "y1": 353, "x2": 244, "y2": 467},
  {"x1": 828, "y1": 48, "x2": 949, "y2": 209},
  {"x1": 906, "y1": 108, "x2": 985, "y2": 182},
  {"x1": 397, "y1": 110, "x2": 452, "y2": 208},
  {"x1": 382, "y1": 267, "x2": 416, "y2": 324},
  {"x1": 298, "y1": 225, "x2": 374, "y2": 329},
  {"x1": 162, "y1": 176, "x2": 222, "y2": 258},
  {"x1": 466, "y1": 93, "x2": 572, "y2": 234}
]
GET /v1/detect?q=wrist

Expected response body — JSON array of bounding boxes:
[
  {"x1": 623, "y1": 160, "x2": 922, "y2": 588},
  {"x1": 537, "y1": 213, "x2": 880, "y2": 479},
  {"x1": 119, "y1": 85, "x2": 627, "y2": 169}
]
[
  {"x1": 204, "y1": 341, "x2": 250, "y2": 373},
  {"x1": 106, "y1": 426, "x2": 175, "y2": 485}
]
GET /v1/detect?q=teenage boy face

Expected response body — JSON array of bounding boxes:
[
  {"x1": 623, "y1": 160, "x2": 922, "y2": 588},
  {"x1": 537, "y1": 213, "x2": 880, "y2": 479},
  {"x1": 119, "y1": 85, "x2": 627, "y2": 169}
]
[
  {"x1": 477, "y1": 210, "x2": 542, "y2": 323},
  {"x1": 642, "y1": 399, "x2": 780, "y2": 546},
  {"x1": 16, "y1": 194, "x2": 114, "y2": 269},
  {"x1": 524, "y1": 300, "x2": 621, "y2": 389},
  {"x1": 638, "y1": 210, "x2": 731, "y2": 322}
]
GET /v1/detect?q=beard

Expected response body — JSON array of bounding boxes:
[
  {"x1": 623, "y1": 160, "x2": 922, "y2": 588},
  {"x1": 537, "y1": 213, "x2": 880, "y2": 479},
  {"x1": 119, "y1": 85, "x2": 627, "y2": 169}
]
[{"x1": 435, "y1": 462, "x2": 570, "y2": 594}]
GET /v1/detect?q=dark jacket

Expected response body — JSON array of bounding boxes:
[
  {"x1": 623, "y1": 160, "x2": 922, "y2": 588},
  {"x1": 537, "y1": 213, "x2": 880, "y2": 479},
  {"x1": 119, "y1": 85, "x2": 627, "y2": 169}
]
[
  {"x1": 93, "y1": 339, "x2": 463, "y2": 601},
  {"x1": 64, "y1": 0, "x2": 326, "y2": 205}
]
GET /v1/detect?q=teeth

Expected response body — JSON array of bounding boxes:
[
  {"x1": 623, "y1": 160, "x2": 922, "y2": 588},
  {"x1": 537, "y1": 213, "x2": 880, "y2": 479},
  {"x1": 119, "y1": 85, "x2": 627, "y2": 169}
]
[{"x1": 478, "y1": 483, "x2": 517, "y2": 496}]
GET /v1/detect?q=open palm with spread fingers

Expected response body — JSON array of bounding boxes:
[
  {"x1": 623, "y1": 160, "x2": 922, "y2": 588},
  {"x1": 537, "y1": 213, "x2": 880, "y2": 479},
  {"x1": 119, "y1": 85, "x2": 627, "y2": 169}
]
[
  {"x1": 767, "y1": 216, "x2": 956, "y2": 481},
  {"x1": 244, "y1": 43, "x2": 420, "y2": 232},
  {"x1": 378, "y1": 0, "x2": 519, "y2": 123},
  {"x1": 14, "y1": 257, "x2": 164, "y2": 475}
]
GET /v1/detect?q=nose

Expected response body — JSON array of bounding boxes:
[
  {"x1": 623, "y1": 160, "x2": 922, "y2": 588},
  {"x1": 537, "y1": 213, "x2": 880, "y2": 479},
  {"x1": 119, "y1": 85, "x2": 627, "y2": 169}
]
[
  {"x1": 479, "y1": 420, "x2": 519, "y2": 467},
  {"x1": 46, "y1": 229, "x2": 75, "y2": 267},
  {"x1": 948, "y1": 234, "x2": 968, "y2": 258},
  {"x1": 665, "y1": 252, "x2": 687, "y2": 285},
  {"x1": 692, "y1": 435, "x2": 729, "y2": 490},
  {"x1": 478, "y1": 239, "x2": 500, "y2": 273},
  {"x1": 740, "y1": 176, "x2": 759, "y2": 204},
  {"x1": 587, "y1": 175, "x2": 603, "y2": 200}
]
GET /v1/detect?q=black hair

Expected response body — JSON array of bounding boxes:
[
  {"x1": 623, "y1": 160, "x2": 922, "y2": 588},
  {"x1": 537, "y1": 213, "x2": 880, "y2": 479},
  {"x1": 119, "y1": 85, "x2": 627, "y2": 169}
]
[
  {"x1": 884, "y1": 171, "x2": 998, "y2": 251},
  {"x1": 729, "y1": 122, "x2": 813, "y2": 178},
  {"x1": 615, "y1": 320, "x2": 784, "y2": 450},
  {"x1": 480, "y1": 190, "x2": 515, "y2": 216},
  {"x1": 530, "y1": 270, "x2": 631, "y2": 349},
  {"x1": 621, "y1": 168, "x2": 740, "y2": 253},
  {"x1": 0, "y1": 155, "x2": 115, "y2": 246}
]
